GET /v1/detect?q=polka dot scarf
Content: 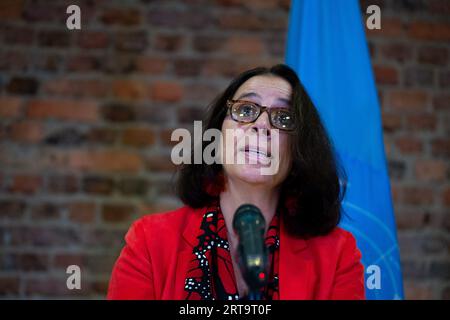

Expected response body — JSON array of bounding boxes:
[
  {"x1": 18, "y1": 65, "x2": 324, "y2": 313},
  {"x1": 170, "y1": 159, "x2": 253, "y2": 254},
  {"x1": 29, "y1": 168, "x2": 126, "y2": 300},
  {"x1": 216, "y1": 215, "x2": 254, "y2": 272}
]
[{"x1": 184, "y1": 204, "x2": 280, "y2": 300}]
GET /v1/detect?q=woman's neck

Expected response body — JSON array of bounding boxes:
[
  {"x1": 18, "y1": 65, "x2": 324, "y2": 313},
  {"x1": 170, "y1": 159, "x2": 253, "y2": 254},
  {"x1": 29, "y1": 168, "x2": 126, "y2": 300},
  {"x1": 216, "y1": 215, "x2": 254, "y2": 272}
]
[{"x1": 219, "y1": 177, "x2": 280, "y2": 246}]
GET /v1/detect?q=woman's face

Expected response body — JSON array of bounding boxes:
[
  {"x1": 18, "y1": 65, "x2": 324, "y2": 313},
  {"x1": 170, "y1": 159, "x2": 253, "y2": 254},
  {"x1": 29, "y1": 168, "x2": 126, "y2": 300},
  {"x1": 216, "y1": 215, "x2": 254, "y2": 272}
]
[{"x1": 220, "y1": 75, "x2": 292, "y2": 189}]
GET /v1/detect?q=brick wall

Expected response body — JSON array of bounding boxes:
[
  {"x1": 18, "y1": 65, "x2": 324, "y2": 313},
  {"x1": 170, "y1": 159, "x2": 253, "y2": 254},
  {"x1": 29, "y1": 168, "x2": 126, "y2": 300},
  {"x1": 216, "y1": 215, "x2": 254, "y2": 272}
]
[{"x1": 0, "y1": 0, "x2": 448, "y2": 299}]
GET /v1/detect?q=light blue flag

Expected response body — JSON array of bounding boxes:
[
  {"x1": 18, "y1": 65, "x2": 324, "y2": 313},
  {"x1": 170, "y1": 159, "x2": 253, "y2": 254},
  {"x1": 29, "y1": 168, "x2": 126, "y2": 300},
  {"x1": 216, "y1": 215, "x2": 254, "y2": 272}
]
[{"x1": 286, "y1": 0, "x2": 404, "y2": 299}]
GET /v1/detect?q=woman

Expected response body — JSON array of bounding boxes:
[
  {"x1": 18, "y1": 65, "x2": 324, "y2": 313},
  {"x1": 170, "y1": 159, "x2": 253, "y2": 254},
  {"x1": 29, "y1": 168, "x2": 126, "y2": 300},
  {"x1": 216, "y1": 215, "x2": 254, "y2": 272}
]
[{"x1": 107, "y1": 64, "x2": 365, "y2": 300}]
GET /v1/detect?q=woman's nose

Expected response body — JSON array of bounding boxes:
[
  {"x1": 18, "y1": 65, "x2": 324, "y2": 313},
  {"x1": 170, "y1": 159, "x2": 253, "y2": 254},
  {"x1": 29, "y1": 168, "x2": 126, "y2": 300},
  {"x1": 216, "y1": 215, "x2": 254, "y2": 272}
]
[{"x1": 250, "y1": 110, "x2": 271, "y2": 137}]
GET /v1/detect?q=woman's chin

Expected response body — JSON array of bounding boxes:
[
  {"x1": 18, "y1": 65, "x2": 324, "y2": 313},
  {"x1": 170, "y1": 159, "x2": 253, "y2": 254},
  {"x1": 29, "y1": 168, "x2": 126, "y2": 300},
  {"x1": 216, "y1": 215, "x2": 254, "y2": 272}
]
[{"x1": 233, "y1": 165, "x2": 274, "y2": 185}]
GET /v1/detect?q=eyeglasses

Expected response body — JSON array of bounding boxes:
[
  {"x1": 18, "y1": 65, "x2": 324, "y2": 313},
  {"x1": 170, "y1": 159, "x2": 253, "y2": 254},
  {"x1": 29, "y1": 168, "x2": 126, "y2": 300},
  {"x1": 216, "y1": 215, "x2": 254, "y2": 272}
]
[{"x1": 226, "y1": 99, "x2": 296, "y2": 131}]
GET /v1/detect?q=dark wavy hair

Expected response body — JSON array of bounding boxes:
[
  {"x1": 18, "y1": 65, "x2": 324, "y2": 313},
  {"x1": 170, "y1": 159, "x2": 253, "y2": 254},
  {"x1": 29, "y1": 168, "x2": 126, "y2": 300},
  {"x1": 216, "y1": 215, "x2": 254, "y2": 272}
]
[{"x1": 176, "y1": 64, "x2": 347, "y2": 239}]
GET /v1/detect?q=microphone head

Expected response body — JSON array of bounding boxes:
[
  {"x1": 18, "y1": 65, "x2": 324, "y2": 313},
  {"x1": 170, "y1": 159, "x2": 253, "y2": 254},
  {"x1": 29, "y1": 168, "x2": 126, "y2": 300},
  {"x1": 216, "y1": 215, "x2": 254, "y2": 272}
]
[
  {"x1": 232, "y1": 204, "x2": 265, "y2": 233},
  {"x1": 232, "y1": 204, "x2": 268, "y2": 292}
]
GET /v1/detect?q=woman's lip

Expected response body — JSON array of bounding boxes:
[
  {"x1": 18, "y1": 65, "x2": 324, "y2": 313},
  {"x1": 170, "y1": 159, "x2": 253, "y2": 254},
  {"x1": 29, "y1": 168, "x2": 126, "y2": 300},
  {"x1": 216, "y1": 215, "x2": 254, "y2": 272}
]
[
  {"x1": 242, "y1": 149, "x2": 271, "y2": 165},
  {"x1": 240, "y1": 146, "x2": 271, "y2": 157}
]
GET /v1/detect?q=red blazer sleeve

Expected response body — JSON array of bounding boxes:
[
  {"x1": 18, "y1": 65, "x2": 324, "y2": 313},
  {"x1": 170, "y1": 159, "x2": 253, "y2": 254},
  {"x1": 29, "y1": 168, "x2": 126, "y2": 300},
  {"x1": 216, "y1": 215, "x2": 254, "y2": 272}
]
[
  {"x1": 107, "y1": 219, "x2": 155, "y2": 300},
  {"x1": 331, "y1": 231, "x2": 366, "y2": 300}
]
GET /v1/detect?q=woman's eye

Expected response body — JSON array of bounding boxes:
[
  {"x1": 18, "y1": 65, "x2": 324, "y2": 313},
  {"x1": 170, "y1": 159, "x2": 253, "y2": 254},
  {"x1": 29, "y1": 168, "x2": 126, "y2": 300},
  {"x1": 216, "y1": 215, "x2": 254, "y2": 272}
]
[
  {"x1": 239, "y1": 104, "x2": 256, "y2": 116},
  {"x1": 273, "y1": 110, "x2": 294, "y2": 125}
]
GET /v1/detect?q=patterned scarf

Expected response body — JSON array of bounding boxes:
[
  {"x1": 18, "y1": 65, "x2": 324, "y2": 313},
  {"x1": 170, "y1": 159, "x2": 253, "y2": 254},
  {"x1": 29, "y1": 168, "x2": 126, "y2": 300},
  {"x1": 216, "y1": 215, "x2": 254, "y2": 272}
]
[{"x1": 184, "y1": 205, "x2": 280, "y2": 300}]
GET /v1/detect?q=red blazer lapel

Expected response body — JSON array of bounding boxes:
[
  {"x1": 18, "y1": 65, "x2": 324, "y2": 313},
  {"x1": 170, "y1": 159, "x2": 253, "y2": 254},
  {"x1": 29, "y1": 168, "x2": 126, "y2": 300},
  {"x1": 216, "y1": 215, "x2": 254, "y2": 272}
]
[
  {"x1": 279, "y1": 220, "x2": 313, "y2": 300},
  {"x1": 172, "y1": 207, "x2": 207, "y2": 299}
]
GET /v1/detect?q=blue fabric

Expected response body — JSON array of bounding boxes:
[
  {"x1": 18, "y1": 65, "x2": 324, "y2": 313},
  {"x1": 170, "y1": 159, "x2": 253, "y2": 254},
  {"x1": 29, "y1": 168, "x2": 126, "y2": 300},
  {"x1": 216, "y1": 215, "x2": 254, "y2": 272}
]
[{"x1": 286, "y1": 0, "x2": 404, "y2": 299}]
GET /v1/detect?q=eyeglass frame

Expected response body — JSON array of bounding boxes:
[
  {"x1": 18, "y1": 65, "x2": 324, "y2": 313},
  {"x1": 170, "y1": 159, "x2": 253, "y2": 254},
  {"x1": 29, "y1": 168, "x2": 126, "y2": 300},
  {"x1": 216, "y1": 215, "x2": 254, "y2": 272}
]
[{"x1": 225, "y1": 99, "x2": 296, "y2": 131}]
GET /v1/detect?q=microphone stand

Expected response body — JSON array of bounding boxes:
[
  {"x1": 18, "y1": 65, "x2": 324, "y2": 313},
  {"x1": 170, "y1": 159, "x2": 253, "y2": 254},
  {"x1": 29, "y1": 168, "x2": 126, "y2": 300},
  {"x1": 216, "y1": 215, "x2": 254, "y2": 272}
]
[{"x1": 246, "y1": 290, "x2": 262, "y2": 301}]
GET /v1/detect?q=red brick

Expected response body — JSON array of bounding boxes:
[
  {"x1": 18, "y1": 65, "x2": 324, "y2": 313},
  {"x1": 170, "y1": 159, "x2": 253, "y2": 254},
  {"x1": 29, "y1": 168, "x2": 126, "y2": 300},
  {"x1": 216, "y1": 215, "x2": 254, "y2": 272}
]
[
  {"x1": 0, "y1": 97, "x2": 23, "y2": 118},
  {"x1": 135, "y1": 56, "x2": 168, "y2": 74},
  {"x1": 8, "y1": 174, "x2": 43, "y2": 194},
  {"x1": 48, "y1": 175, "x2": 79, "y2": 194},
  {"x1": 159, "y1": 128, "x2": 179, "y2": 147},
  {"x1": 178, "y1": 106, "x2": 205, "y2": 123},
  {"x1": 112, "y1": 80, "x2": 147, "y2": 101},
  {"x1": 102, "y1": 54, "x2": 135, "y2": 74},
  {"x1": 66, "y1": 55, "x2": 101, "y2": 72},
  {"x1": 0, "y1": 200, "x2": 26, "y2": 219},
  {"x1": 388, "y1": 90, "x2": 428, "y2": 112},
  {"x1": 139, "y1": 202, "x2": 179, "y2": 215},
  {"x1": 403, "y1": 66, "x2": 435, "y2": 87},
  {"x1": 443, "y1": 187, "x2": 450, "y2": 207},
  {"x1": 118, "y1": 177, "x2": 149, "y2": 196},
  {"x1": 53, "y1": 253, "x2": 83, "y2": 269},
  {"x1": 17, "y1": 253, "x2": 49, "y2": 271},
  {"x1": 226, "y1": 36, "x2": 264, "y2": 55},
  {"x1": 0, "y1": 276, "x2": 19, "y2": 295},
  {"x1": 22, "y1": 3, "x2": 64, "y2": 23},
  {"x1": 115, "y1": 30, "x2": 148, "y2": 52},
  {"x1": 401, "y1": 186, "x2": 434, "y2": 205},
  {"x1": 439, "y1": 70, "x2": 450, "y2": 88},
  {"x1": 149, "y1": 81, "x2": 183, "y2": 102},
  {"x1": 122, "y1": 127, "x2": 156, "y2": 147},
  {"x1": 91, "y1": 280, "x2": 109, "y2": 296},
  {"x1": 25, "y1": 277, "x2": 82, "y2": 297},
  {"x1": 101, "y1": 7, "x2": 142, "y2": 26},
  {"x1": 404, "y1": 281, "x2": 433, "y2": 299},
  {"x1": 192, "y1": 35, "x2": 226, "y2": 53},
  {"x1": 405, "y1": 114, "x2": 437, "y2": 131},
  {"x1": 146, "y1": 154, "x2": 177, "y2": 173},
  {"x1": 154, "y1": 33, "x2": 184, "y2": 52},
  {"x1": 8, "y1": 120, "x2": 44, "y2": 143},
  {"x1": 185, "y1": 84, "x2": 220, "y2": 105},
  {"x1": 43, "y1": 79, "x2": 109, "y2": 98},
  {"x1": 381, "y1": 112, "x2": 403, "y2": 132},
  {"x1": 418, "y1": 46, "x2": 448, "y2": 66},
  {"x1": 77, "y1": 31, "x2": 109, "y2": 49},
  {"x1": 100, "y1": 103, "x2": 136, "y2": 122},
  {"x1": 0, "y1": 0, "x2": 24, "y2": 19},
  {"x1": 82, "y1": 176, "x2": 115, "y2": 195},
  {"x1": 0, "y1": 50, "x2": 29, "y2": 71},
  {"x1": 381, "y1": 43, "x2": 413, "y2": 63},
  {"x1": 6, "y1": 77, "x2": 39, "y2": 95},
  {"x1": 431, "y1": 138, "x2": 450, "y2": 158},
  {"x1": 27, "y1": 99, "x2": 98, "y2": 123},
  {"x1": 408, "y1": 21, "x2": 450, "y2": 41},
  {"x1": 68, "y1": 202, "x2": 97, "y2": 224},
  {"x1": 415, "y1": 160, "x2": 447, "y2": 182},
  {"x1": 373, "y1": 65, "x2": 399, "y2": 85},
  {"x1": 390, "y1": 183, "x2": 401, "y2": 203},
  {"x1": 395, "y1": 209, "x2": 427, "y2": 230},
  {"x1": 38, "y1": 30, "x2": 71, "y2": 48},
  {"x1": 68, "y1": 150, "x2": 143, "y2": 173},
  {"x1": 219, "y1": 12, "x2": 264, "y2": 30},
  {"x1": 366, "y1": 18, "x2": 404, "y2": 37},
  {"x1": 87, "y1": 127, "x2": 118, "y2": 145},
  {"x1": 243, "y1": 0, "x2": 279, "y2": 9},
  {"x1": 428, "y1": 0, "x2": 450, "y2": 15},
  {"x1": 101, "y1": 203, "x2": 135, "y2": 223},
  {"x1": 433, "y1": 94, "x2": 450, "y2": 111},
  {"x1": 3, "y1": 26, "x2": 34, "y2": 45},
  {"x1": 34, "y1": 53, "x2": 62, "y2": 72},
  {"x1": 174, "y1": 57, "x2": 203, "y2": 77},
  {"x1": 395, "y1": 136, "x2": 423, "y2": 154}
]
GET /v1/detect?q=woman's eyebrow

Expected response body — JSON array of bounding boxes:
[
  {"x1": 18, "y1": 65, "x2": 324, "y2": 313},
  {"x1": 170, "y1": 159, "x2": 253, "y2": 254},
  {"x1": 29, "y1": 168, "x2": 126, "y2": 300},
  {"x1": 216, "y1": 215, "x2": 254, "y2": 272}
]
[
  {"x1": 236, "y1": 92, "x2": 260, "y2": 100},
  {"x1": 237, "y1": 92, "x2": 291, "y2": 105},
  {"x1": 276, "y1": 97, "x2": 291, "y2": 105}
]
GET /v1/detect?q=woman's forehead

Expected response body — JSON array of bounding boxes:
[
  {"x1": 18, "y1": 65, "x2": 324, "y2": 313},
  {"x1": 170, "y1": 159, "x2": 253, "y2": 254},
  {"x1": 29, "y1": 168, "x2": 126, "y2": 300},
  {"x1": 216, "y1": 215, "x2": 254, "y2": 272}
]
[{"x1": 233, "y1": 75, "x2": 292, "y2": 101}]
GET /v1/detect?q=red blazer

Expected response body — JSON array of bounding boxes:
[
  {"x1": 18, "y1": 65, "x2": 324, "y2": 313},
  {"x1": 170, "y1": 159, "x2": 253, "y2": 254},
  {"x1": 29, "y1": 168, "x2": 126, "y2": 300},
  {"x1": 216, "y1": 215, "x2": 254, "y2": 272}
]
[{"x1": 107, "y1": 206, "x2": 365, "y2": 300}]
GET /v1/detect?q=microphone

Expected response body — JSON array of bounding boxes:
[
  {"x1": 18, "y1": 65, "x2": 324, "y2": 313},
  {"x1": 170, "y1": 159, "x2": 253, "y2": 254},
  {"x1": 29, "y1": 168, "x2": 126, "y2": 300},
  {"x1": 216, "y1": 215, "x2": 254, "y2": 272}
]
[{"x1": 232, "y1": 204, "x2": 268, "y2": 300}]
